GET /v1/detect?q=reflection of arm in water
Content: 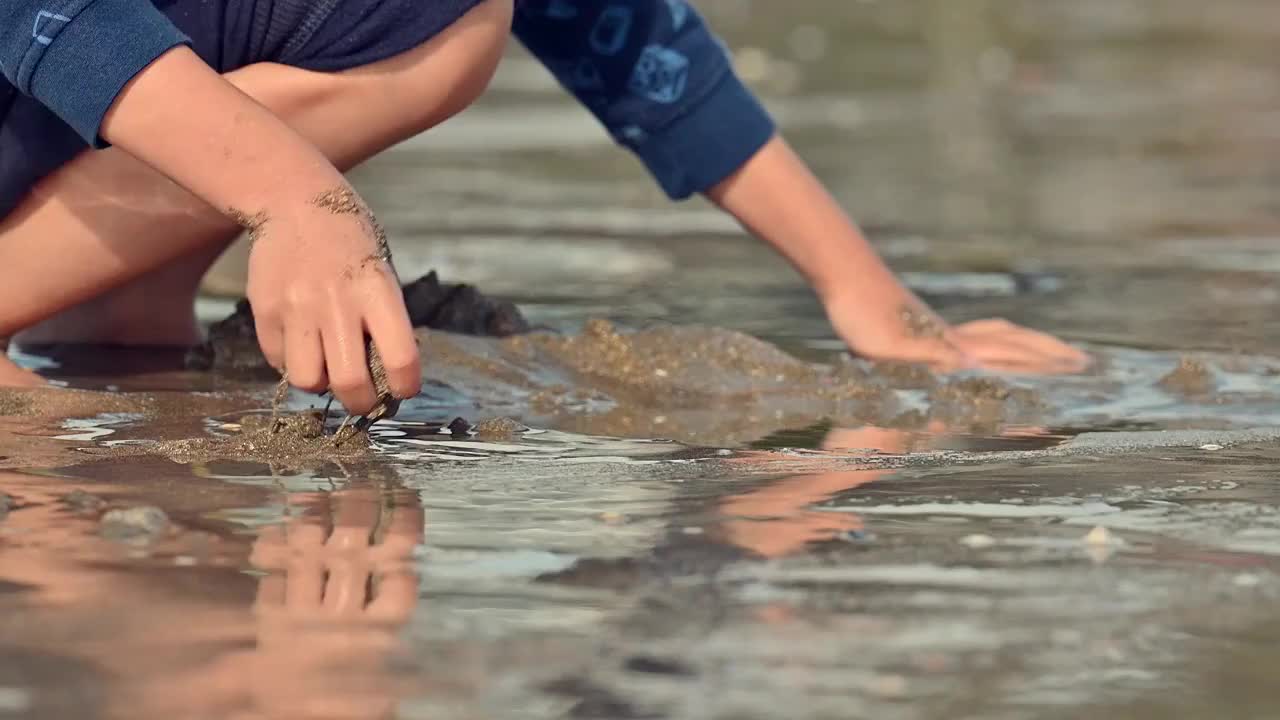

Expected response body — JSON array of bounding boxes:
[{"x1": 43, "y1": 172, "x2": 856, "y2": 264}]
[
  {"x1": 513, "y1": 1, "x2": 1089, "y2": 375},
  {"x1": 0, "y1": 1, "x2": 418, "y2": 411}
]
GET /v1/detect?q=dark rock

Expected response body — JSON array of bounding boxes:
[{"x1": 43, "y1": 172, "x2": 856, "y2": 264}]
[
  {"x1": 402, "y1": 271, "x2": 530, "y2": 337},
  {"x1": 543, "y1": 677, "x2": 658, "y2": 720},
  {"x1": 187, "y1": 271, "x2": 531, "y2": 373},
  {"x1": 0, "y1": 492, "x2": 10, "y2": 518},
  {"x1": 623, "y1": 655, "x2": 695, "y2": 677},
  {"x1": 446, "y1": 417, "x2": 473, "y2": 436}
]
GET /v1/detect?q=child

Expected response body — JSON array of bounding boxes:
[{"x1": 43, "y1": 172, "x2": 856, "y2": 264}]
[{"x1": 0, "y1": 0, "x2": 1088, "y2": 417}]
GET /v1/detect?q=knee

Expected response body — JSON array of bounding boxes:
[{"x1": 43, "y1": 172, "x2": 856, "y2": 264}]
[{"x1": 364, "y1": 0, "x2": 514, "y2": 137}]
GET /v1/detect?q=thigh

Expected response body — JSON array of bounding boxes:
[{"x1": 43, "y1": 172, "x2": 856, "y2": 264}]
[{"x1": 0, "y1": 0, "x2": 493, "y2": 221}]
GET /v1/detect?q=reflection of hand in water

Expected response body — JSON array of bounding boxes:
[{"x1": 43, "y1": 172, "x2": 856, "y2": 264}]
[
  {"x1": 718, "y1": 427, "x2": 905, "y2": 558},
  {"x1": 718, "y1": 424, "x2": 1047, "y2": 558},
  {"x1": 179, "y1": 485, "x2": 424, "y2": 720}
]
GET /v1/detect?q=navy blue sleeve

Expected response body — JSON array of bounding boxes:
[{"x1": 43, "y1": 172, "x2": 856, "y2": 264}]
[
  {"x1": 0, "y1": 0, "x2": 190, "y2": 147},
  {"x1": 513, "y1": 0, "x2": 776, "y2": 200}
]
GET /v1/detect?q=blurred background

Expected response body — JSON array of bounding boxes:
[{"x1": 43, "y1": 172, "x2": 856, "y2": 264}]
[{"x1": 205, "y1": 0, "x2": 1280, "y2": 358}]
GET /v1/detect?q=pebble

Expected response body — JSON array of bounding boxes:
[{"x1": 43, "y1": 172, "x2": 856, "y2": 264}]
[
  {"x1": 1082, "y1": 526, "x2": 1116, "y2": 546},
  {"x1": 599, "y1": 511, "x2": 626, "y2": 525},
  {"x1": 62, "y1": 489, "x2": 106, "y2": 513},
  {"x1": 100, "y1": 506, "x2": 170, "y2": 540},
  {"x1": 1233, "y1": 573, "x2": 1262, "y2": 588},
  {"x1": 1200, "y1": 444, "x2": 1224, "y2": 451},
  {"x1": 0, "y1": 492, "x2": 11, "y2": 518},
  {"x1": 959, "y1": 533, "x2": 997, "y2": 549}
]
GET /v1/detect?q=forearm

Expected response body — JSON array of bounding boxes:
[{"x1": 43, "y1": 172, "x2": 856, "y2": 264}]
[
  {"x1": 101, "y1": 47, "x2": 354, "y2": 230},
  {"x1": 705, "y1": 136, "x2": 911, "y2": 307}
]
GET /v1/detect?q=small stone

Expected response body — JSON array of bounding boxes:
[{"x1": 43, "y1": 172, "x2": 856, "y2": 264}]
[
  {"x1": 1083, "y1": 525, "x2": 1115, "y2": 546},
  {"x1": 62, "y1": 489, "x2": 106, "y2": 513},
  {"x1": 0, "y1": 687, "x2": 32, "y2": 713},
  {"x1": 0, "y1": 492, "x2": 11, "y2": 518},
  {"x1": 868, "y1": 674, "x2": 908, "y2": 698},
  {"x1": 101, "y1": 506, "x2": 170, "y2": 541},
  {"x1": 623, "y1": 655, "x2": 695, "y2": 676},
  {"x1": 446, "y1": 417, "x2": 473, "y2": 436},
  {"x1": 599, "y1": 511, "x2": 625, "y2": 525},
  {"x1": 959, "y1": 533, "x2": 997, "y2": 549},
  {"x1": 1233, "y1": 573, "x2": 1262, "y2": 588},
  {"x1": 681, "y1": 526, "x2": 705, "y2": 535},
  {"x1": 173, "y1": 555, "x2": 198, "y2": 567},
  {"x1": 1199, "y1": 444, "x2": 1224, "y2": 451},
  {"x1": 1156, "y1": 356, "x2": 1215, "y2": 397}
]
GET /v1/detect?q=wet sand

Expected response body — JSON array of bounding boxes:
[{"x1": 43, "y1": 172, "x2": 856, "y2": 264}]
[{"x1": 10, "y1": 1, "x2": 1280, "y2": 717}]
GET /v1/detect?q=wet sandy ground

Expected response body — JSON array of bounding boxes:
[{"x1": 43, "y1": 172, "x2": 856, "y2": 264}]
[{"x1": 9, "y1": 1, "x2": 1280, "y2": 718}]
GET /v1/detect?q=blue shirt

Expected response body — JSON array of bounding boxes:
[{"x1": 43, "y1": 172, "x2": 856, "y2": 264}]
[{"x1": 0, "y1": 0, "x2": 775, "y2": 199}]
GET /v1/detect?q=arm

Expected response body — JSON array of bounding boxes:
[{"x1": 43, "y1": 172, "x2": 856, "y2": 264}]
[
  {"x1": 515, "y1": 0, "x2": 1088, "y2": 373},
  {"x1": 706, "y1": 136, "x2": 1089, "y2": 374},
  {"x1": 0, "y1": 1, "x2": 420, "y2": 410}
]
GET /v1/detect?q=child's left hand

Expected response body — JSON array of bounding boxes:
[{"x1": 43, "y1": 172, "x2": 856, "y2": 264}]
[
  {"x1": 708, "y1": 136, "x2": 1091, "y2": 376},
  {"x1": 823, "y1": 292, "x2": 1090, "y2": 375}
]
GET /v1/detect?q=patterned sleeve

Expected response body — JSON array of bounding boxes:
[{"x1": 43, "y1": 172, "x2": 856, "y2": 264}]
[
  {"x1": 512, "y1": 0, "x2": 776, "y2": 200},
  {"x1": 0, "y1": 0, "x2": 189, "y2": 146}
]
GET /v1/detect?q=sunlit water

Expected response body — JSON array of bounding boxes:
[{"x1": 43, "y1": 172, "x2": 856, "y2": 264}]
[{"x1": 7, "y1": 1, "x2": 1280, "y2": 718}]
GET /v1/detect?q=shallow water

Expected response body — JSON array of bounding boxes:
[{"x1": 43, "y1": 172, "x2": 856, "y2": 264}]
[{"x1": 8, "y1": 1, "x2": 1280, "y2": 718}]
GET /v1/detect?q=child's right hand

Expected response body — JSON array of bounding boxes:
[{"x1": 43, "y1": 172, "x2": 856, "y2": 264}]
[
  {"x1": 244, "y1": 199, "x2": 421, "y2": 415},
  {"x1": 96, "y1": 47, "x2": 421, "y2": 414}
]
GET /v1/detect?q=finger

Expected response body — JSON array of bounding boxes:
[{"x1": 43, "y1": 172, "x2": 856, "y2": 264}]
[
  {"x1": 372, "y1": 495, "x2": 425, "y2": 565},
  {"x1": 327, "y1": 487, "x2": 380, "y2": 551},
  {"x1": 322, "y1": 554, "x2": 370, "y2": 615},
  {"x1": 254, "y1": 308, "x2": 286, "y2": 373},
  {"x1": 367, "y1": 570, "x2": 419, "y2": 623},
  {"x1": 283, "y1": 323, "x2": 327, "y2": 393},
  {"x1": 362, "y1": 277, "x2": 422, "y2": 400},
  {"x1": 320, "y1": 296, "x2": 377, "y2": 415},
  {"x1": 249, "y1": 525, "x2": 289, "y2": 571},
  {"x1": 954, "y1": 326, "x2": 1089, "y2": 373},
  {"x1": 957, "y1": 339, "x2": 1070, "y2": 374},
  {"x1": 285, "y1": 493, "x2": 331, "y2": 551},
  {"x1": 285, "y1": 553, "x2": 325, "y2": 611},
  {"x1": 879, "y1": 337, "x2": 973, "y2": 374},
  {"x1": 255, "y1": 572, "x2": 286, "y2": 610},
  {"x1": 955, "y1": 319, "x2": 1091, "y2": 365}
]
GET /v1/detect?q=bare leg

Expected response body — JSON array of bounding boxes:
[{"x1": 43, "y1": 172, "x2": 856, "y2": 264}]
[{"x1": 0, "y1": 0, "x2": 513, "y2": 384}]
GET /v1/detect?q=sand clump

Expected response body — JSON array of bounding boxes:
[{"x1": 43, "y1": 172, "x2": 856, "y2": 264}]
[
  {"x1": 525, "y1": 319, "x2": 890, "y2": 408},
  {"x1": 474, "y1": 417, "x2": 527, "y2": 441},
  {"x1": 0, "y1": 387, "x2": 149, "y2": 418},
  {"x1": 869, "y1": 360, "x2": 939, "y2": 390},
  {"x1": 148, "y1": 410, "x2": 371, "y2": 465},
  {"x1": 927, "y1": 377, "x2": 1045, "y2": 431},
  {"x1": 1157, "y1": 356, "x2": 1216, "y2": 398}
]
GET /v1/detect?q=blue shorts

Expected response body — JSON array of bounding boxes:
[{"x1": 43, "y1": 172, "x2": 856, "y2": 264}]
[{"x1": 0, "y1": 0, "x2": 487, "y2": 220}]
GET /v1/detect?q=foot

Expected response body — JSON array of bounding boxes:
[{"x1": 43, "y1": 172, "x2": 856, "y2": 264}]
[
  {"x1": 12, "y1": 252, "x2": 214, "y2": 349},
  {"x1": 0, "y1": 351, "x2": 47, "y2": 387},
  {"x1": 13, "y1": 296, "x2": 201, "y2": 347}
]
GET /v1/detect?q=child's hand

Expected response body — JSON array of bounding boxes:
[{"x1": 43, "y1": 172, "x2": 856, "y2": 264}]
[
  {"x1": 824, "y1": 294, "x2": 1090, "y2": 375},
  {"x1": 95, "y1": 47, "x2": 421, "y2": 413},
  {"x1": 245, "y1": 198, "x2": 420, "y2": 415},
  {"x1": 707, "y1": 137, "x2": 1090, "y2": 376}
]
